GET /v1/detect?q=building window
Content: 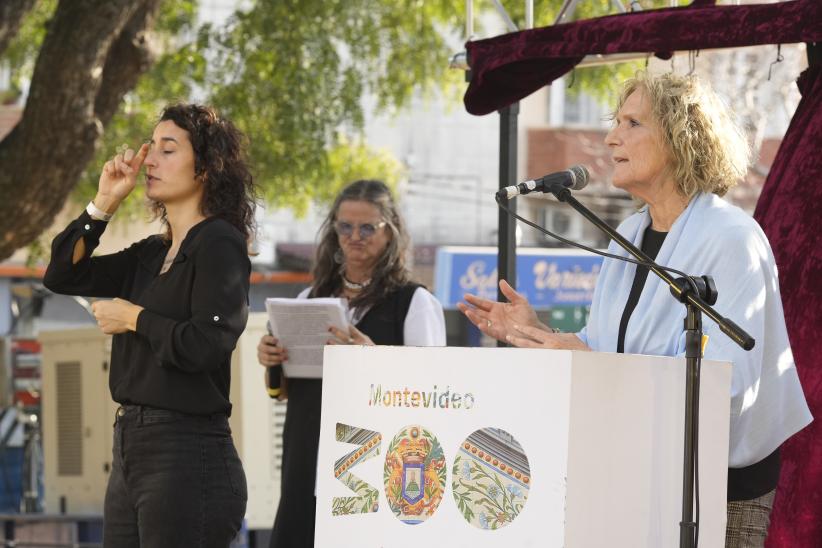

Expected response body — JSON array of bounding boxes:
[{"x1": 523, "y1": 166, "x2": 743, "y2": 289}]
[
  {"x1": 563, "y1": 91, "x2": 609, "y2": 128},
  {"x1": 538, "y1": 207, "x2": 582, "y2": 244}
]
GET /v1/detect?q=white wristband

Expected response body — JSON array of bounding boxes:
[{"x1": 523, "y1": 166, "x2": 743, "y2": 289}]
[{"x1": 86, "y1": 201, "x2": 113, "y2": 222}]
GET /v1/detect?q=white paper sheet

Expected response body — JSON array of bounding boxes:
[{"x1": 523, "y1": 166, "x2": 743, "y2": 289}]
[{"x1": 264, "y1": 297, "x2": 348, "y2": 378}]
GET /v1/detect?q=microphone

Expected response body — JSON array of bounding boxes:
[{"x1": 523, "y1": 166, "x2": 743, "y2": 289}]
[
  {"x1": 266, "y1": 367, "x2": 282, "y2": 399},
  {"x1": 265, "y1": 321, "x2": 283, "y2": 399},
  {"x1": 496, "y1": 165, "x2": 590, "y2": 200}
]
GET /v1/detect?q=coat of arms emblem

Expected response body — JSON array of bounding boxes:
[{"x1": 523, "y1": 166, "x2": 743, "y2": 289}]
[{"x1": 384, "y1": 425, "x2": 446, "y2": 524}]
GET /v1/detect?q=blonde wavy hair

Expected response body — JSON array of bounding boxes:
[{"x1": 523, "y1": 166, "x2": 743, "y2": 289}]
[{"x1": 615, "y1": 71, "x2": 750, "y2": 198}]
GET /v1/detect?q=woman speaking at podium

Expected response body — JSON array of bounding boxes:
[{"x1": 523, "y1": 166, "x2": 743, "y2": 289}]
[
  {"x1": 256, "y1": 179, "x2": 446, "y2": 547},
  {"x1": 459, "y1": 72, "x2": 811, "y2": 547},
  {"x1": 44, "y1": 104, "x2": 255, "y2": 547}
]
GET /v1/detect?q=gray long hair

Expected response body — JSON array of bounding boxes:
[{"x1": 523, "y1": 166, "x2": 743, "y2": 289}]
[{"x1": 309, "y1": 180, "x2": 411, "y2": 308}]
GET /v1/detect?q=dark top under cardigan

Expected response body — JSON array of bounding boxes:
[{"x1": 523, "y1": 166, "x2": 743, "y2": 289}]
[{"x1": 43, "y1": 210, "x2": 250, "y2": 416}]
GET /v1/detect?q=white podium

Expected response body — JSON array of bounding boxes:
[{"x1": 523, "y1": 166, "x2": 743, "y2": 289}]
[{"x1": 315, "y1": 346, "x2": 731, "y2": 548}]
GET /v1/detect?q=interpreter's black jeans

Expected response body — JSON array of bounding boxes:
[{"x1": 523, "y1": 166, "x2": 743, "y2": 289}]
[{"x1": 103, "y1": 405, "x2": 247, "y2": 548}]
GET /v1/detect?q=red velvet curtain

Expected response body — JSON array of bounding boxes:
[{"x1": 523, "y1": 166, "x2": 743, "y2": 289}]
[
  {"x1": 464, "y1": 0, "x2": 821, "y2": 115},
  {"x1": 753, "y1": 64, "x2": 822, "y2": 548},
  {"x1": 462, "y1": 2, "x2": 822, "y2": 546}
]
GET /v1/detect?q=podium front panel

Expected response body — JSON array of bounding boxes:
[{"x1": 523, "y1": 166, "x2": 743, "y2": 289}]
[
  {"x1": 564, "y1": 352, "x2": 731, "y2": 547},
  {"x1": 316, "y1": 346, "x2": 574, "y2": 547},
  {"x1": 315, "y1": 346, "x2": 731, "y2": 547}
]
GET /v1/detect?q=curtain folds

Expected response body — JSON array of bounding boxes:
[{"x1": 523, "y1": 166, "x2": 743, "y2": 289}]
[
  {"x1": 753, "y1": 64, "x2": 822, "y2": 548},
  {"x1": 464, "y1": 0, "x2": 821, "y2": 115}
]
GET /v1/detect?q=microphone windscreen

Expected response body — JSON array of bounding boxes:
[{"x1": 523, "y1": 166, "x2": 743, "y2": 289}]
[{"x1": 568, "y1": 165, "x2": 590, "y2": 190}]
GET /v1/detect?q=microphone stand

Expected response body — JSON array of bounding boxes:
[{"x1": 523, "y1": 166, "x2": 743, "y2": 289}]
[{"x1": 545, "y1": 184, "x2": 754, "y2": 548}]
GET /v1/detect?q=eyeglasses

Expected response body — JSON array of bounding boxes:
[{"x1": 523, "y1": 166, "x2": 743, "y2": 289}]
[{"x1": 334, "y1": 220, "x2": 387, "y2": 239}]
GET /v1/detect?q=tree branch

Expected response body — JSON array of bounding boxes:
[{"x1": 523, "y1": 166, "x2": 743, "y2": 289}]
[
  {"x1": 0, "y1": 0, "x2": 36, "y2": 56},
  {"x1": 0, "y1": 0, "x2": 160, "y2": 261},
  {"x1": 95, "y1": 0, "x2": 163, "y2": 126}
]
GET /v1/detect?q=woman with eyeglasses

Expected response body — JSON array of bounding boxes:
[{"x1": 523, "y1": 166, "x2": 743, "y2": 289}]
[{"x1": 257, "y1": 179, "x2": 446, "y2": 547}]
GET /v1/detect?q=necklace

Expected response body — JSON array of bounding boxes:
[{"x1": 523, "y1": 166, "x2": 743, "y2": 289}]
[{"x1": 342, "y1": 274, "x2": 371, "y2": 291}]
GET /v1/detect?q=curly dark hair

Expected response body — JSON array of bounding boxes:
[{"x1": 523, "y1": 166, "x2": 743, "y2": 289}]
[
  {"x1": 310, "y1": 180, "x2": 411, "y2": 309},
  {"x1": 150, "y1": 103, "x2": 257, "y2": 240}
]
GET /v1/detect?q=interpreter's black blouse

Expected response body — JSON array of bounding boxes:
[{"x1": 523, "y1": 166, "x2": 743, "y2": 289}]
[{"x1": 43, "y1": 210, "x2": 250, "y2": 416}]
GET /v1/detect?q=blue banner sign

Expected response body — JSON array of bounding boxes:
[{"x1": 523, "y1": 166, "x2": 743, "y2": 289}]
[{"x1": 434, "y1": 247, "x2": 603, "y2": 308}]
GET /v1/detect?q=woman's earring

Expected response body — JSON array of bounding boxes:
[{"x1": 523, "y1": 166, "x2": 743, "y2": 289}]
[{"x1": 333, "y1": 248, "x2": 345, "y2": 265}]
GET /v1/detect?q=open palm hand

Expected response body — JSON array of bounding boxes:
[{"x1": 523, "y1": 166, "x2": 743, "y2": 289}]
[{"x1": 457, "y1": 279, "x2": 542, "y2": 343}]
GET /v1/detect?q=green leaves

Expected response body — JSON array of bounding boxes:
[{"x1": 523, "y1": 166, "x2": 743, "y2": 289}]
[
  {"x1": 1, "y1": 0, "x2": 57, "y2": 96},
  {"x1": 200, "y1": 0, "x2": 459, "y2": 213},
  {"x1": 5, "y1": 0, "x2": 671, "y2": 225}
]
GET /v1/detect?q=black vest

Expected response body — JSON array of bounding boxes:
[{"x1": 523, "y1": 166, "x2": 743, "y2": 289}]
[{"x1": 355, "y1": 283, "x2": 421, "y2": 345}]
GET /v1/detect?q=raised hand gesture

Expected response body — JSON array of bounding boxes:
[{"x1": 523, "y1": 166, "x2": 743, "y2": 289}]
[
  {"x1": 95, "y1": 144, "x2": 149, "y2": 211},
  {"x1": 457, "y1": 279, "x2": 543, "y2": 343}
]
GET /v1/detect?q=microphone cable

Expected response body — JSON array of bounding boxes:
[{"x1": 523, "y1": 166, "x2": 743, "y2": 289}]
[{"x1": 495, "y1": 194, "x2": 700, "y2": 284}]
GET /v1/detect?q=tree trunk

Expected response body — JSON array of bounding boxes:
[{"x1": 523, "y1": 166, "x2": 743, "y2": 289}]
[{"x1": 0, "y1": 0, "x2": 162, "y2": 261}]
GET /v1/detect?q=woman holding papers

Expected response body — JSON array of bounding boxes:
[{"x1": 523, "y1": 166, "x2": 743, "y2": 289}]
[
  {"x1": 458, "y1": 72, "x2": 811, "y2": 547},
  {"x1": 44, "y1": 104, "x2": 254, "y2": 547},
  {"x1": 257, "y1": 179, "x2": 446, "y2": 547}
]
